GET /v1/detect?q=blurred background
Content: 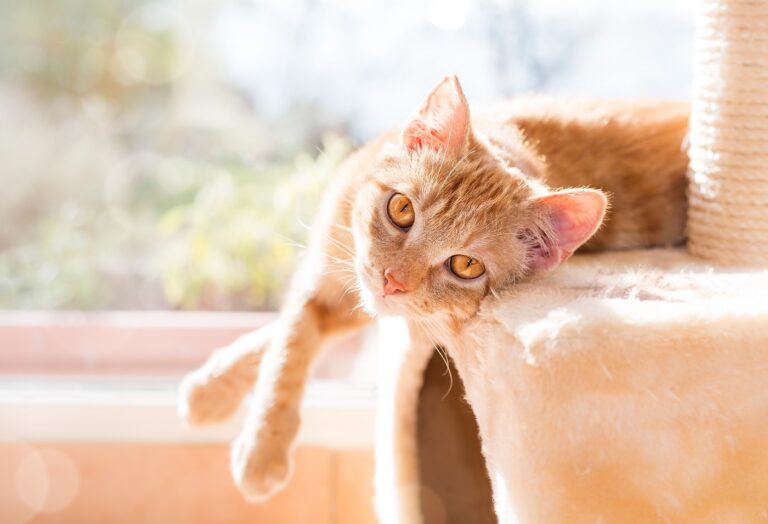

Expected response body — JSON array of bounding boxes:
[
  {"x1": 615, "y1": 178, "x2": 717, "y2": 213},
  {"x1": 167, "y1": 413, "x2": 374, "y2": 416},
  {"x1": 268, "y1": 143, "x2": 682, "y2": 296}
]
[
  {"x1": 0, "y1": 0, "x2": 696, "y2": 312},
  {"x1": 0, "y1": 1, "x2": 700, "y2": 523}
]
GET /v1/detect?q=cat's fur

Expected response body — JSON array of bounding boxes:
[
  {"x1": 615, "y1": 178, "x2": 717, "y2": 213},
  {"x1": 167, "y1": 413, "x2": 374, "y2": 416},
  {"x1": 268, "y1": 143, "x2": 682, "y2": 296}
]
[{"x1": 178, "y1": 76, "x2": 689, "y2": 500}]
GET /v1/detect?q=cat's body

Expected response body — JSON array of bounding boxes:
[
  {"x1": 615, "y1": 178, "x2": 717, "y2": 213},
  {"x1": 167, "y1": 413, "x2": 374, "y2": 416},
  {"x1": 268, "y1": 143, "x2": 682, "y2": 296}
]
[
  {"x1": 490, "y1": 98, "x2": 689, "y2": 250},
  {"x1": 178, "y1": 77, "x2": 690, "y2": 500}
]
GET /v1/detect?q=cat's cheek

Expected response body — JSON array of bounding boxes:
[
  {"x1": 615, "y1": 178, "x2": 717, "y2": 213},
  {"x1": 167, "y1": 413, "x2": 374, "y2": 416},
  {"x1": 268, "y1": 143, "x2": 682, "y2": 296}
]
[
  {"x1": 356, "y1": 281, "x2": 385, "y2": 316},
  {"x1": 356, "y1": 278, "x2": 403, "y2": 317},
  {"x1": 353, "y1": 261, "x2": 379, "y2": 303}
]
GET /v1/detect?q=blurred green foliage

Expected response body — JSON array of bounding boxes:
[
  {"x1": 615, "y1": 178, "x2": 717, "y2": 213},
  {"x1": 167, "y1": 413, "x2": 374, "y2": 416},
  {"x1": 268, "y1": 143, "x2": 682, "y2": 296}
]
[
  {"x1": 0, "y1": 0, "x2": 351, "y2": 310},
  {"x1": 0, "y1": 131, "x2": 349, "y2": 310},
  {"x1": 0, "y1": 0, "x2": 171, "y2": 99},
  {"x1": 158, "y1": 135, "x2": 350, "y2": 310}
]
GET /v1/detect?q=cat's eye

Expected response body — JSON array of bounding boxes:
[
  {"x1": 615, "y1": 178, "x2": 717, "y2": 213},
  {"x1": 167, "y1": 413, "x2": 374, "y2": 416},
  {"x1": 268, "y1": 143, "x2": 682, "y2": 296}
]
[
  {"x1": 449, "y1": 255, "x2": 486, "y2": 279},
  {"x1": 387, "y1": 193, "x2": 415, "y2": 229}
]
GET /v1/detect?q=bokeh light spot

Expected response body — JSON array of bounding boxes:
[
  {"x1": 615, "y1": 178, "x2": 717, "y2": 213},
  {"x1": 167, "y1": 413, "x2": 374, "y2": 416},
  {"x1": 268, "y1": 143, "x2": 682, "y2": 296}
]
[
  {"x1": 15, "y1": 448, "x2": 48, "y2": 514},
  {"x1": 14, "y1": 447, "x2": 80, "y2": 516},
  {"x1": 0, "y1": 441, "x2": 38, "y2": 524},
  {"x1": 114, "y1": 3, "x2": 195, "y2": 85}
]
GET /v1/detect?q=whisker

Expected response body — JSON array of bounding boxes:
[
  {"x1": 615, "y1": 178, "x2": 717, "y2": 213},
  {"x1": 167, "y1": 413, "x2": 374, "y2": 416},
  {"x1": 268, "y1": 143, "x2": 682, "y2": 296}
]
[
  {"x1": 273, "y1": 233, "x2": 307, "y2": 251},
  {"x1": 322, "y1": 233, "x2": 356, "y2": 257},
  {"x1": 325, "y1": 257, "x2": 354, "y2": 268},
  {"x1": 329, "y1": 221, "x2": 353, "y2": 233},
  {"x1": 416, "y1": 316, "x2": 454, "y2": 399},
  {"x1": 339, "y1": 281, "x2": 362, "y2": 303}
]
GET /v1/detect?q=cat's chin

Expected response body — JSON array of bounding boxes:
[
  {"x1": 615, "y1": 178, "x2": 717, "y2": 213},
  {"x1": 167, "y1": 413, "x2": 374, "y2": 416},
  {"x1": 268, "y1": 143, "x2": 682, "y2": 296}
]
[{"x1": 358, "y1": 283, "x2": 407, "y2": 317}]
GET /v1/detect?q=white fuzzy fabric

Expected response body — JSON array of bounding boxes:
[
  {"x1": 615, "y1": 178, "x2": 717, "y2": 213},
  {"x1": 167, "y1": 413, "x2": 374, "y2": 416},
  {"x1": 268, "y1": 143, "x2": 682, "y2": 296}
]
[
  {"x1": 374, "y1": 316, "x2": 434, "y2": 524},
  {"x1": 445, "y1": 249, "x2": 768, "y2": 523}
]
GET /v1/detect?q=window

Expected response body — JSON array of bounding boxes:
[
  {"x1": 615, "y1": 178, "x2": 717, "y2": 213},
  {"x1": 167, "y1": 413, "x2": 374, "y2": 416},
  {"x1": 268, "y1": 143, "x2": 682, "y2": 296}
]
[{"x1": 0, "y1": 0, "x2": 694, "y2": 313}]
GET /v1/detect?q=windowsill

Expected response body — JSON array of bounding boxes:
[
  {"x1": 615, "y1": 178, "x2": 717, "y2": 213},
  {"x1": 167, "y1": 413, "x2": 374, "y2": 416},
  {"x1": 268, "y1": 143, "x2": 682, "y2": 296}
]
[
  {"x1": 0, "y1": 310, "x2": 277, "y2": 377},
  {"x1": 0, "y1": 378, "x2": 375, "y2": 448},
  {"x1": 0, "y1": 311, "x2": 377, "y2": 448}
]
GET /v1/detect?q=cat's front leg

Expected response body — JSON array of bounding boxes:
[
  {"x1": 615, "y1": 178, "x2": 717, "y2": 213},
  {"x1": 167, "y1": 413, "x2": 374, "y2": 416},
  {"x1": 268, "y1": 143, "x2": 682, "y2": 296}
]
[
  {"x1": 229, "y1": 296, "x2": 326, "y2": 500},
  {"x1": 178, "y1": 322, "x2": 276, "y2": 425}
]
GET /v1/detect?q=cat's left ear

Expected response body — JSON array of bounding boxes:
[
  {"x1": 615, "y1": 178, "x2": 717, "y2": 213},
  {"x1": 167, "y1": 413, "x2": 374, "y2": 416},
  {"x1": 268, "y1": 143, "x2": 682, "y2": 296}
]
[
  {"x1": 526, "y1": 189, "x2": 608, "y2": 271},
  {"x1": 400, "y1": 75, "x2": 470, "y2": 156}
]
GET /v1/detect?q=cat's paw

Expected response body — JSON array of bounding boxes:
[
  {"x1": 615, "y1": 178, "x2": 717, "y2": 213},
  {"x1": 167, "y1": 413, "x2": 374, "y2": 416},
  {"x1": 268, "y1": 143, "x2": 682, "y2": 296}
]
[
  {"x1": 178, "y1": 368, "x2": 242, "y2": 426},
  {"x1": 230, "y1": 430, "x2": 293, "y2": 502}
]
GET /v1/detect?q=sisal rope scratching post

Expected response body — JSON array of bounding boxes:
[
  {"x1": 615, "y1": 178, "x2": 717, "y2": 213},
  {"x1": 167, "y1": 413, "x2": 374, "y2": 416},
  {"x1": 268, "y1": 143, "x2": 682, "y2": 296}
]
[{"x1": 688, "y1": 0, "x2": 768, "y2": 266}]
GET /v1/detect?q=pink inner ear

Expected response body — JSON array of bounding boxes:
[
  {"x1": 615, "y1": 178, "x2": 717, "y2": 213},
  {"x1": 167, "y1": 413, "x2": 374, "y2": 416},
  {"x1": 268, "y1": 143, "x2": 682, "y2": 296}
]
[
  {"x1": 529, "y1": 189, "x2": 607, "y2": 271},
  {"x1": 401, "y1": 75, "x2": 469, "y2": 154}
]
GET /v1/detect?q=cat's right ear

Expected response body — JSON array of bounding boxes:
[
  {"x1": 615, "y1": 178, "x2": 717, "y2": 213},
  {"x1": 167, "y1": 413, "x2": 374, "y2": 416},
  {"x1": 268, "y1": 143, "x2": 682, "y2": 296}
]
[
  {"x1": 526, "y1": 189, "x2": 608, "y2": 271},
  {"x1": 400, "y1": 75, "x2": 470, "y2": 157}
]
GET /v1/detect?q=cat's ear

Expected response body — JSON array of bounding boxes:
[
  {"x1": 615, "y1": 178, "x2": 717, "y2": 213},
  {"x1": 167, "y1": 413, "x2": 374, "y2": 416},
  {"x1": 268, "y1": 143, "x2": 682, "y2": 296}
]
[
  {"x1": 400, "y1": 75, "x2": 470, "y2": 156},
  {"x1": 526, "y1": 189, "x2": 607, "y2": 271}
]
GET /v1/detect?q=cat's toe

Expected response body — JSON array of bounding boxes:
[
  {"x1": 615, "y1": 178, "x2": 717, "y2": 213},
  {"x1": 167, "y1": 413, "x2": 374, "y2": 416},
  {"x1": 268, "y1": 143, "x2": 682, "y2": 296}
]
[
  {"x1": 178, "y1": 370, "x2": 241, "y2": 425},
  {"x1": 230, "y1": 432, "x2": 293, "y2": 502}
]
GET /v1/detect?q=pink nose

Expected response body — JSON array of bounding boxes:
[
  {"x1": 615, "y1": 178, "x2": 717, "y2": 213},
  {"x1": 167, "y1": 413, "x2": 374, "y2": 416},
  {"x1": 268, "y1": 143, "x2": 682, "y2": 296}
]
[{"x1": 383, "y1": 268, "x2": 408, "y2": 295}]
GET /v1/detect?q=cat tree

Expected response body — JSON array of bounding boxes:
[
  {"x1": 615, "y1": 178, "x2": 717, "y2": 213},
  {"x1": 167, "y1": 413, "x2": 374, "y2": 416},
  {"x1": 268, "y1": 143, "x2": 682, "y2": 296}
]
[{"x1": 374, "y1": 1, "x2": 768, "y2": 522}]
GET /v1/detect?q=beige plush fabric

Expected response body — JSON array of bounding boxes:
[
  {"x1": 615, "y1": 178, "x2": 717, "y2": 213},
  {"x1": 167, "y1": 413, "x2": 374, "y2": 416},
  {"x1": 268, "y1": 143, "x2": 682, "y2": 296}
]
[
  {"x1": 374, "y1": 318, "x2": 495, "y2": 524},
  {"x1": 446, "y1": 249, "x2": 768, "y2": 523},
  {"x1": 374, "y1": 317, "x2": 433, "y2": 524}
]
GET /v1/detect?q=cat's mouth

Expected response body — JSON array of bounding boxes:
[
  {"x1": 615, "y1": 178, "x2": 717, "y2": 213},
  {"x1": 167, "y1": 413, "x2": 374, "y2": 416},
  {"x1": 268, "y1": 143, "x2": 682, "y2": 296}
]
[
  {"x1": 356, "y1": 271, "x2": 408, "y2": 317},
  {"x1": 371, "y1": 295, "x2": 402, "y2": 316}
]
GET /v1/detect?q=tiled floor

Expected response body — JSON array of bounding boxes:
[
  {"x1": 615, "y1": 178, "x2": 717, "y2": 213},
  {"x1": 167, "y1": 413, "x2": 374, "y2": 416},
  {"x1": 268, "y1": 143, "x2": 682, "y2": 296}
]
[{"x1": 0, "y1": 443, "x2": 376, "y2": 524}]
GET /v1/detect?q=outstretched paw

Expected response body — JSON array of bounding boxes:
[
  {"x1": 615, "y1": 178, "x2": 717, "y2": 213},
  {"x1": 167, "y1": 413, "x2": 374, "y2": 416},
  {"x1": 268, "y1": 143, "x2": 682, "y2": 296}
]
[
  {"x1": 178, "y1": 368, "x2": 243, "y2": 426},
  {"x1": 230, "y1": 430, "x2": 293, "y2": 502}
]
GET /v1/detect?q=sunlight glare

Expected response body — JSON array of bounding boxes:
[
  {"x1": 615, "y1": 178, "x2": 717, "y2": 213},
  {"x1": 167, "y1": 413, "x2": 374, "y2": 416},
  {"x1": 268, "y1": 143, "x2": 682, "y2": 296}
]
[{"x1": 427, "y1": 0, "x2": 469, "y2": 31}]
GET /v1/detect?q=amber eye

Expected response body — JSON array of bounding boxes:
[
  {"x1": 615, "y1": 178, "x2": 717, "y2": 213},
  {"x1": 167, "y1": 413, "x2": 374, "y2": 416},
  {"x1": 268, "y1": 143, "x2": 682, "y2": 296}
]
[
  {"x1": 449, "y1": 255, "x2": 486, "y2": 279},
  {"x1": 387, "y1": 193, "x2": 415, "y2": 229}
]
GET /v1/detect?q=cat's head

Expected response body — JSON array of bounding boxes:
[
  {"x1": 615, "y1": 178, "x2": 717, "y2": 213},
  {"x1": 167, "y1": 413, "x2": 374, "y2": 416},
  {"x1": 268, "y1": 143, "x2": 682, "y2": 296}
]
[{"x1": 351, "y1": 75, "x2": 606, "y2": 323}]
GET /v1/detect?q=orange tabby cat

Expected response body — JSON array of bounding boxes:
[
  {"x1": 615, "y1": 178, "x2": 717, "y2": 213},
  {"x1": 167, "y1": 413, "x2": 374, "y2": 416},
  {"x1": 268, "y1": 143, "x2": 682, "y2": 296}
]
[{"x1": 178, "y1": 76, "x2": 689, "y2": 500}]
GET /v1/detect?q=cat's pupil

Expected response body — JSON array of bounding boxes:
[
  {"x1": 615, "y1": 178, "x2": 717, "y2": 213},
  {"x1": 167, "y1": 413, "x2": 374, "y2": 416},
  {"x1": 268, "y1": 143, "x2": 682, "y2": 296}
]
[{"x1": 400, "y1": 203, "x2": 408, "y2": 212}]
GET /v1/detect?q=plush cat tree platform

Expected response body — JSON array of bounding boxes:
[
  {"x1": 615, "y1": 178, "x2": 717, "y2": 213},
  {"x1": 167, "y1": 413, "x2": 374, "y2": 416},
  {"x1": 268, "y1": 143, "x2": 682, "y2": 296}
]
[{"x1": 375, "y1": 249, "x2": 768, "y2": 523}]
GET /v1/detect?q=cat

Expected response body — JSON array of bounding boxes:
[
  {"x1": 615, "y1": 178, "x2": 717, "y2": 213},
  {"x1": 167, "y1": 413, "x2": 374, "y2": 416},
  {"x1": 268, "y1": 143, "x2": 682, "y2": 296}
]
[{"x1": 178, "y1": 75, "x2": 689, "y2": 500}]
